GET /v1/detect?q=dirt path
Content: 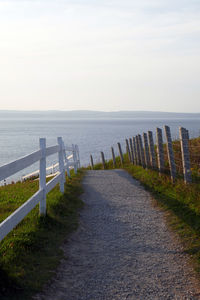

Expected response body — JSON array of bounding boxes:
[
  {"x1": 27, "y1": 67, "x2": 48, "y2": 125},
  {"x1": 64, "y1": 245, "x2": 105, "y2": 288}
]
[{"x1": 35, "y1": 170, "x2": 200, "y2": 299}]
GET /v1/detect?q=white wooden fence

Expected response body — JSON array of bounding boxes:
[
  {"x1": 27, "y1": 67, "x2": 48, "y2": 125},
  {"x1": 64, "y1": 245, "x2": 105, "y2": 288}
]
[{"x1": 0, "y1": 137, "x2": 80, "y2": 242}]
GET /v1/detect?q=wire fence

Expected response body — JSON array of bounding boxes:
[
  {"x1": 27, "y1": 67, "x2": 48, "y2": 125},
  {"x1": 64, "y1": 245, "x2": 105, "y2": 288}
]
[{"x1": 90, "y1": 125, "x2": 200, "y2": 184}]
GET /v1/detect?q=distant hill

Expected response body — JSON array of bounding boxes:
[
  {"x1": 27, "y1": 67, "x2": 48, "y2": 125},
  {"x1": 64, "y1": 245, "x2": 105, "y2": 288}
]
[{"x1": 0, "y1": 110, "x2": 199, "y2": 119}]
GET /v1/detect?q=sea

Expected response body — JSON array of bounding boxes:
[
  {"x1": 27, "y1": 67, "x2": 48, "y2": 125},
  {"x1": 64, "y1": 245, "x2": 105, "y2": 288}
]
[{"x1": 0, "y1": 116, "x2": 200, "y2": 184}]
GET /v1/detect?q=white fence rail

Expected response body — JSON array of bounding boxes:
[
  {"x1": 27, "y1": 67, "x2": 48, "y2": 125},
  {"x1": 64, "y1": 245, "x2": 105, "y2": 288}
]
[
  {"x1": 0, "y1": 137, "x2": 80, "y2": 242},
  {"x1": 22, "y1": 153, "x2": 76, "y2": 181}
]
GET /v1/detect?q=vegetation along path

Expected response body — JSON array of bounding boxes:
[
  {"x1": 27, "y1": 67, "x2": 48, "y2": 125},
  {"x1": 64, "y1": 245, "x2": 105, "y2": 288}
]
[{"x1": 35, "y1": 170, "x2": 200, "y2": 300}]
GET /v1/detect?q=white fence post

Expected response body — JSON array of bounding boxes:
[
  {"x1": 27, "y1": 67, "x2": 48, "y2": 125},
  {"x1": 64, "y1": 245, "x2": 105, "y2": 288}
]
[
  {"x1": 66, "y1": 159, "x2": 71, "y2": 178},
  {"x1": 39, "y1": 138, "x2": 46, "y2": 215},
  {"x1": 75, "y1": 145, "x2": 81, "y2": 168},
  {"x1": 62, "y1": 141, "x2": 71, "y2": 178},
  {"x1": 72, "y1": 144, "x2": 78, "y2": 174},
  {"x1": 57, "y1": 137, "x2": 65, "y2": 193}
]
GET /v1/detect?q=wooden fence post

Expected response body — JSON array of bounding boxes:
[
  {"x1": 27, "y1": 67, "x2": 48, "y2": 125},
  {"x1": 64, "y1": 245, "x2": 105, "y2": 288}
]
[
  {"x1": 39, "y1": 138, "x2": 46, "y2": 215},
  {"x1": 101, "y1": 151, "x2": 106, "y2": 169},
  {"x1": 57, "y1": 137, "x2": 65, "y2": 193},
  {"x1": 147, "y1": 131, "x2": 156, "y2": 169},
  {"x1": 129, "y1": 138, "x2": 134, "y2": 163},
  {"x1": 135, "y1": 136, "x2": 141, "y2": 165},
  {"x1": 164, "y1": 125, "x2": 176, "y2": 182},
  {"x1": 183, "y1": 129, "x2": 189, "y2": 141},
  {"x1": 132, "y1": 137, "x2": 137, "y2": 165},
  {"x1": 143, "y1": 133, "x2": 150, "y2": 168},
  {"x1": 111, "y1": 147, "x2": 116, "y2": 168},
  {"x1": 138, "y1": 134, "x2": 146, "y2": 168},
  {"x1": 126, "y1": 139, "x2": 131, "y2": 162},
  {"x1": 117, "y1": 142, "x2": 124, "y2": 165},
  {"x1": 90, "y1": 155, "x2": 94, "y2": 169},
  {"x1": 179, "y1": 127, "x2": 192, "y2": 183},
  {"x1": 156, "y1": 128, "x2": 165, "y2": 175}
]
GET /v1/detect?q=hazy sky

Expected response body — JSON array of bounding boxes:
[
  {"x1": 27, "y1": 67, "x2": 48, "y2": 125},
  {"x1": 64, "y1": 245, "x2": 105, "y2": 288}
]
[{"x1": 0, "y1": 0, "x2": 200, "y2": 112}]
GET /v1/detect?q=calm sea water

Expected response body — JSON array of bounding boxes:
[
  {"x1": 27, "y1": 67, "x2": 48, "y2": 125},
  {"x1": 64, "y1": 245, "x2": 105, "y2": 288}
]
[{"x1": 0, "y1": 117, "x2": 200, "y2": 183}]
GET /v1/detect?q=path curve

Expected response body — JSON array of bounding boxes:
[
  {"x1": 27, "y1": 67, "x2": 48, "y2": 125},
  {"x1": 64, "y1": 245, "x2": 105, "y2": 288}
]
[{"x1": 35, "y1": 170, "x2": 200, "y2": 300}]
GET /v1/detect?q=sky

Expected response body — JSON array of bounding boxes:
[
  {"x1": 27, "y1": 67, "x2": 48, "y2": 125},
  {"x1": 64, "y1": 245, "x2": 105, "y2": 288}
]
[{"x1": 0, "y1": 0, "x2": 200, "y2": 112}]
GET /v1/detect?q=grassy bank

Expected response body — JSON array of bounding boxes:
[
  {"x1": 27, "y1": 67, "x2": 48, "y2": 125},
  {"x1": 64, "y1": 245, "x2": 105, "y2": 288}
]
[
  {"x1": 0, "y1": 170, "x2": 84, "y2": 299},
  {"x1": 124, "y1": 162, "x2": 200, "y2": 273}
]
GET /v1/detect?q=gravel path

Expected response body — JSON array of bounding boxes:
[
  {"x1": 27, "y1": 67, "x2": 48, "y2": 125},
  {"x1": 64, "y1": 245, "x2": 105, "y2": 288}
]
[{"x1": 35, "y1": 170, "x2": 200, "y2": 300}]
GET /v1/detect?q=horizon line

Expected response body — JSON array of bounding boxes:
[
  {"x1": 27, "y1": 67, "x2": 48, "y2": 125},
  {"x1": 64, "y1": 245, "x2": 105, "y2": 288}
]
[{"x1": 0, "y1": 109, "x2": 200, "y2": 114}]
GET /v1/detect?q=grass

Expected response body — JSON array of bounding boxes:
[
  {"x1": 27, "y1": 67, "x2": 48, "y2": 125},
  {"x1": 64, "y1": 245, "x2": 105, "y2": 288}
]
[
  {"x1": 123, "y1": 162, "x2": 200, "y2": 274},
  {"x1": 0, "y1": 170, "x2": 84, "y2": 299}
]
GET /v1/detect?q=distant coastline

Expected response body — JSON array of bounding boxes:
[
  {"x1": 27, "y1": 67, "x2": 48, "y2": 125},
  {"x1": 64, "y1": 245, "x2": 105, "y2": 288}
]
[{"x1": 0, "y1": 110, "x2": 200, "y2": 119}]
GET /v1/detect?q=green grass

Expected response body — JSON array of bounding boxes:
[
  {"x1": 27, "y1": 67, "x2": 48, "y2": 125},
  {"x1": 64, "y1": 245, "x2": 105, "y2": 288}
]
[
  {"x1": 123, "y1": 162, "x2": 200, "y2": 272},
  {"x1": 0, "y1": 170, "x2": 84, "y2": 299}
]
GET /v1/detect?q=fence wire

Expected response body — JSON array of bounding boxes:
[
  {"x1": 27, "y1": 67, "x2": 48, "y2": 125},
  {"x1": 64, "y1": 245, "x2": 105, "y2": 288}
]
[
  {"x1": 92, "y1": 127, "x2": 200, "y2": 184},
  {"x1": 135, "y1": 132, "x2": 199, "y2": 182}
]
